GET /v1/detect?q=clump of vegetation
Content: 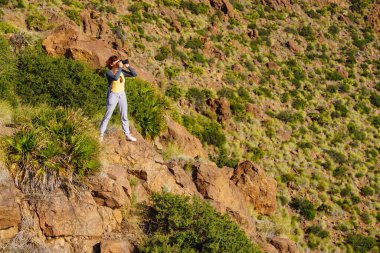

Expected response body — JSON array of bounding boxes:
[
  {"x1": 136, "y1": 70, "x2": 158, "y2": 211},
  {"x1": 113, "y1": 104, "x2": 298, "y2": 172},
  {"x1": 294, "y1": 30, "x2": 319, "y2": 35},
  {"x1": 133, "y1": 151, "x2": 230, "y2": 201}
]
[
  {"x1": 3, "y1": 107, "x2": 100, "y2": 193},
  {"x1": 182, "y1": 114, "x2": 226, "y2": 148},
  {"x1": 125, "y1": 78, "x2": 168, "y2": 138},
  {"x1": 15, "y1": 43, "x2": 105, "y2": 115},
  {"x1": 290, "y1": 197, "x2": 316, "y2": 220},
  {"x1": 0, "y1": 36, "x2": 18, "y2": 106},
  {"x1": 139, "y1": 191, "x2": 260, "y2": 253},
  {"x1": 65, "y1": 9, "x2": 81, "y2": 25},
  {"x1": 26, "y1": 12, "x2": 50, "y2": 31},
  {"x1": 165, "y1": 82, "x2": 185, "y2": 101},
  {"x1": 0, "y1": 21, "x2": 17, "y2": 34},
  {"x1": 345, "y1": 233, "x2": 378, "y2": 253}
]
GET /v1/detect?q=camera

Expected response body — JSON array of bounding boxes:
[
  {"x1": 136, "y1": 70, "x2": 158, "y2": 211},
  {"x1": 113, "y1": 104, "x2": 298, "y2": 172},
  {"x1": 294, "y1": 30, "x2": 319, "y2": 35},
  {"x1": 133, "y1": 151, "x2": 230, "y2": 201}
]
[{"x1": 120, "y1": 59, "x2": 129, "y2": 64}]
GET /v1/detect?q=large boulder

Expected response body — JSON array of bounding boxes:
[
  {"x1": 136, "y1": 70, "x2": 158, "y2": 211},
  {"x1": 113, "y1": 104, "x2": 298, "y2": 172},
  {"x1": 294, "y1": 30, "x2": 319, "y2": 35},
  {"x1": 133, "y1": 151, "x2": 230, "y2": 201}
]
[
  {"x1": 42, "y1": 24, "x2": 126, "y2": 68},
  {"x1": 103, "y1": 129, "x2": 200, "y2": 200},
  {"x1": 231, "y1": 161, "x2": 277, "y2": 215},
  {"x1": 160, "y1": 117, "x2": 207, "y2": 158},
  {"x1": 270, "y1": 237, "x2": 300, "y2": 253},
  {"x1": 193, "y1": 163, "x2": 249, "y2": 217},
  {"x1": 206, "y1": 97, "x2": 231, "y2": 125},
  {"x1": 101, "y1": 239, "x2": 133, "y2": 253},
  {"x1": 36, "y1": 189, "x2": 104, "y2": 237},
  {"x1": 0, "y1": 168, "x2": 21, "y2": 243}
]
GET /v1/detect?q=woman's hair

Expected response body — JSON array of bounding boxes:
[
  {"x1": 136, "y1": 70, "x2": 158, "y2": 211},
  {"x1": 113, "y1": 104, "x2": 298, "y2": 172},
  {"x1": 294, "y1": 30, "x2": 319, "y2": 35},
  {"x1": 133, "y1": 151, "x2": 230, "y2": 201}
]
[{"x1": 106, "y1": 55, "x2": 119, "y2": 69}]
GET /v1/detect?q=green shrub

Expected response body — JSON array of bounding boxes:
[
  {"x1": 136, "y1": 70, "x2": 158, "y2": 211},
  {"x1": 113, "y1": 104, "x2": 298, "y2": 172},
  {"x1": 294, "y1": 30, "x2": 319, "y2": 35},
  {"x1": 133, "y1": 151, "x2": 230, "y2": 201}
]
[
  {"x1": 349, "y1": 0, "x2": 373, "y2": 13},
  {"x1": 182, "y1": 114, "x2": 225, "y2": 147},
  {"x1": 65, "y1": 9, "x2": 81, "y2": 25},
  {"x1": 299, "y1": 25, "x2": 316, "y2": 41},
  {"x1": 276, "y1": 111, "x2": 304, "y2": 124},
  {"x1": 360, "y1": 186, "x2": 374, "y2": 196},
  {"x1": 345, "y1": 233, "x2": 377, "y2": 253},
  {"x1": 212, "y1": 146, "x2": 239, "y2": 168},
  {"x1": 185, "y1": 37, "x2": 204, "y2": 50},
  {"x1": 290, "y1": 197, "x2": 316, "y2": 220},
  {"x1": 139, "y1": 192, "x2": 260, "y2": 253},
  {"x1": 181, "y1": 1, "x2": 209, "y2": 14},
  {"x1": 15, "y1": 44, "x2": 105, "y2": 116},
  {"x1": 3, "y1": 106, "x2": 100, "y2": 193},
  {"x1": 0, "y1": 36, "x2": 18, "y2": 106},
  {"x1": 155, "y1": 46, "x2": 171, "y2": 61},
  {"x1": 164, "y1": 65, "x2": 181, "y2": 79},
  {"x1": 125, "y1": 78, "x2": 167, "y2": 138},
  {"x1": 370, "y1": 115, "x2": 380, "y2": 128},
  {"x1": 158, "y1": 0, "x2": 181, "y2": 7},
  {"x1": 0, "y1": 21, "x2": 17, "y2": 34},
  {"x1": 369, "y1": 92, "x2": 380, "y2": 107},
  {"x1": 26, "y1": 12, "x2": 50, "y2": 31},
  {"x1": 186, "y1": 87, "x2": 213, "y2": 112},
  {"x1": 165, "y1": 82, "x2": 184, "y2": 101},
  {"x1": 306, "y1": 225, "x2": 329, "y2": 238}
]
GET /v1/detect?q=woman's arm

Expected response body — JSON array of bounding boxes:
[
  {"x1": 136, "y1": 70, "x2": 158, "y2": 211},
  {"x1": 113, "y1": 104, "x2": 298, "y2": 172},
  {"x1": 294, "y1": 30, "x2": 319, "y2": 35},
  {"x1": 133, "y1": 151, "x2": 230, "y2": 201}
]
[
  {"x1": 106, "y1": 68, "x2": 122, "y2": 81},
  {"x1": 122, "y1": 66, "x2": 137, "y2": 77}
]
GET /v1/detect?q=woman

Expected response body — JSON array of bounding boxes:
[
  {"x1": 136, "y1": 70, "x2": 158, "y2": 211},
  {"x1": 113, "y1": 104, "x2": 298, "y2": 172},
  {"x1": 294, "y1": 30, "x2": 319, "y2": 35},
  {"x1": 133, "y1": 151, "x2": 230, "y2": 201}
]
[{"x1": 99, "y1": 55, "x2": 137, "y2": 142}]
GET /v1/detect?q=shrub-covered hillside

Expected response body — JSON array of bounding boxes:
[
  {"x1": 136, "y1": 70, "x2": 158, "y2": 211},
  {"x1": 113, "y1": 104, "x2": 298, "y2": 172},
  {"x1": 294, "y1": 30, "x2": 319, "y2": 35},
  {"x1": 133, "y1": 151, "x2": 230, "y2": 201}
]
[{"x1": 0, "y1": 0, "x2": 379, "y2": 252}]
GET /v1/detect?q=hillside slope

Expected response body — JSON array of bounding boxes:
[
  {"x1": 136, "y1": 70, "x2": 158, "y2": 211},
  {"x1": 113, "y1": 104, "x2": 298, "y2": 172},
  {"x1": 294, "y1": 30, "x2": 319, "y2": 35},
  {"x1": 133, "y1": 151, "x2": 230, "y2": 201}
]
[{"x1": 0, "y1": 0, "x2": 379, "y2": 252}]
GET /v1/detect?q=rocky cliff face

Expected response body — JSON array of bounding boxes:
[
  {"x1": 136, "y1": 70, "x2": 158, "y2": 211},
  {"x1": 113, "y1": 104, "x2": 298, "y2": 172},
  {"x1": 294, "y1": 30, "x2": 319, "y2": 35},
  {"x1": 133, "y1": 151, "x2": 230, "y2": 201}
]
[{"x1": 0, "y1": 124, "x2": 295, "y2": 252}]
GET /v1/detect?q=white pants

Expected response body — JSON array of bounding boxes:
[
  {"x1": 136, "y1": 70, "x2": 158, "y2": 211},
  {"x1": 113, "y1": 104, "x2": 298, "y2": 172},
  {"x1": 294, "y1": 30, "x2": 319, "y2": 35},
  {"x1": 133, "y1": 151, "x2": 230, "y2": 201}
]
[{"x1": 99, "y1": 91, "x2": 130, "y2": 136}]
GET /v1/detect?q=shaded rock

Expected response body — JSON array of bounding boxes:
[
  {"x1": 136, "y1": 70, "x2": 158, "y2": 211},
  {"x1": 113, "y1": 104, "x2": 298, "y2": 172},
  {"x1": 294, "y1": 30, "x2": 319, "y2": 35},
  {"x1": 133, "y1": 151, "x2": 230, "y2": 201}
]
[
  {"x1": 260, "y1": 0, "x2": 292, "y2": 10},
  {"x1": 160, "y1": 117, "x2": 207, "y2": 158},
  {"x1": 81, "y1": 10, "x2": 112, "y2": 39},
  {"x1": 36, "y1": 189, "x2": 104, "y2": 237},
  {"x1": 248, "y1": 29, "x2": 259, "y2": 40},
  {"x1": 209, "y1": 0, "x2": 235, "y2": 18},
  {"x1": 206, "y1": 97, "x2": 231, "y2": 125},
  {"x1": 231, "y1": 161, "x2": 277, "y2": 215},
  {"x1": 271, "y1": 237, "x2": 300, "y2": 253},
  {"x1": 101, "y1": 239, "x2": 133, "y2": 253}
]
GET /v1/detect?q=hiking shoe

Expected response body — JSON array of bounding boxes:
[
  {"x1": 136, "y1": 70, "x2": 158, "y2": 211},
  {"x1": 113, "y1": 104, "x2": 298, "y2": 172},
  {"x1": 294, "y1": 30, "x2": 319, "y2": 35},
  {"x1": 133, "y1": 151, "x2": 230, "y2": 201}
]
[{"x1": 126, "y1": 134, "x2": 137, "y2": 142}]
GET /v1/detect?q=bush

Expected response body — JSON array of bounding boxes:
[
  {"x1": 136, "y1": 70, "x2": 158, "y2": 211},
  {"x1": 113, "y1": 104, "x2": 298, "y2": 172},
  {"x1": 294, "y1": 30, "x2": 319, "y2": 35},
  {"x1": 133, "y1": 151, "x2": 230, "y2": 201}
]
[
  {"x1": 139, "y1": 192, "x2": 260, "y2": 253},
  {"x1": 0, "y1": 36, "x2": 18, "y2": 106},
  {"x1": 15, "y1": 44, "x2": 105, "y2": 116},
  {"x1": 155, "y1": 46, "x2": 171, "y2": 61},
  {"x1": 26, "y1": 12, "x2": 50, "y2": 31},
  {"x1": 164, "y1": 65, "x2": 181, "y2": 79},
  {"x1": 299, "y1": 25, "x2": 315, "y2": 41},
  {"x1": 185, "y1": 37, "x2": 204, "y2": 50},
  {"x1": 165, "y1": 82, "x2": 184, "y2": 101},
  {"x1": 0, "y1": 21, "x2": 17, "y2": 34},
  {"x1": 369, "y1": 92, "x2": 380, "y2": 107},
  {"x1": 306, "y1": 225, "x2": 329, "y2": 238},
  {"x1": 125, "y1": 78, "x2": 168, "y2": 138},
  {"x1": 181, "y1": 1, "x2": 209, "y2": 14},
  {"x1": 345, "y1": 233, "x2": 377, "y2": 253},
  {"x1": 276, "y1": 111, "x2": 304, "y2": 124},
  {"x1": 3, "y1": 107, "x2": 100, "y2": 193},
  {"x1": 65, "y1": 9, "x2": 81, "y2": 25},
  {"x1": 186, "y1": 87, "x2": 213, "y2": 113},
  {"x1": 212, "y1": 146, "x2": 239, "y2": 168},
  {"x1": 182, "y1": 114, "x2": 226, "y2": 147},
  {"x1": 290, "y1": 197, "x2": 316, "y2": 220}
]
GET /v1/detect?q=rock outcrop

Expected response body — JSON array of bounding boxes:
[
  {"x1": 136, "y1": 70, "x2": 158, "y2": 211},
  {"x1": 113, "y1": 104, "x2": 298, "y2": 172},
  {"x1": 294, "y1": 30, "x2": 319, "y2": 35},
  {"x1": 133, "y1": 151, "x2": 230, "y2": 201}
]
[
  {"x1": 0, "y1": 169, "x2": 21, "y2": 243},
  {"x1": 42, "y1": 24, "x2": 126, "y2": 68},
  {"x1": 160, "y1": 117, "x2": 208, "y2": 158},
  {"x1": 368, "y1": 1, "x2": 380, "y2": 34},
  {"x1": 231, "y1": 161, "x2": 277, "y2": 215}
]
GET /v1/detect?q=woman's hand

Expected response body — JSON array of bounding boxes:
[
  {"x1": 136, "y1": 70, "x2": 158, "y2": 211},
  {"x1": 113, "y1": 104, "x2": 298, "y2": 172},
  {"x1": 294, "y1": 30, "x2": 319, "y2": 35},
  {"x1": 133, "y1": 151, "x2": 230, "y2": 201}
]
[
  {"x1": 118, "y1": 61, "x2": 123, "y2": 68},
  {"x1": 124, "y1": 63, "x2": 130, "y2": 68}
]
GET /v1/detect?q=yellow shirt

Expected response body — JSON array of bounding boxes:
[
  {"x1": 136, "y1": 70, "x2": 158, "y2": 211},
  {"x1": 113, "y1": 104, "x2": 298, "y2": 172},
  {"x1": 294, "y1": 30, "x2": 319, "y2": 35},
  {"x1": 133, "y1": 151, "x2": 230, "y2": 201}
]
[{"x1": 110, "y1": 72, "x2": 125, "y2": 93}]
